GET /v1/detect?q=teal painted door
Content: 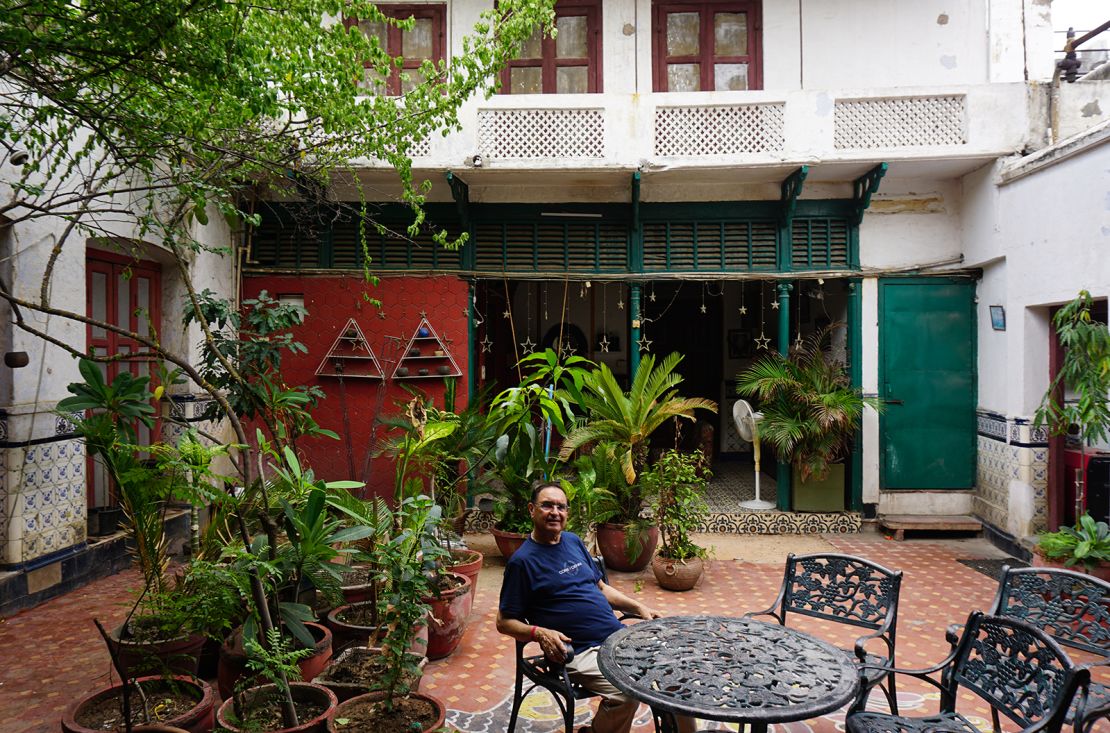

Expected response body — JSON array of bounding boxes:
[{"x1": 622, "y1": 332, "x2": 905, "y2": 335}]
[{"x1": 879, "y1": 280, "x2": 976, "y2": 489}]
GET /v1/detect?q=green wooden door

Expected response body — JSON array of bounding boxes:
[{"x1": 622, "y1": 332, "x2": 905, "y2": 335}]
[{"x1": 879, "y1": 279, "x2": 976, "y2": 489}]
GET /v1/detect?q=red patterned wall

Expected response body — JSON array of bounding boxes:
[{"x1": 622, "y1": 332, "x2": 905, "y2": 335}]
[{"x1": 241, "y1": 274, "x2": 470, "y2": 501}]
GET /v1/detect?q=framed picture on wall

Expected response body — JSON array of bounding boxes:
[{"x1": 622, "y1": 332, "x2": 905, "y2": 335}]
[
  {"x1": 989, "y1": 305, "x2": 1006, "y2": 331},
  {"x1": 727, "y1": 329, "x2": 751, "y2": 359}
]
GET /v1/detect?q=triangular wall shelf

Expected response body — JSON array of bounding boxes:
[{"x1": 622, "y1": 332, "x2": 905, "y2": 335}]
[
  {"x1": 392, "y1": 317, "x2": 462, "y2": 380},
  {"x1": 315, "y1": 319, "x2": 385, "y2": 379}
]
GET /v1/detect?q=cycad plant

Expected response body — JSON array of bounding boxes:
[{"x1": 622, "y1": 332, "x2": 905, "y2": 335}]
[
  {"x1": 736, "y1": 326, "x2": 876, "y2": 482},
  {"x1": 558, "y1": 352, "x2": 716, "y2": 487}
]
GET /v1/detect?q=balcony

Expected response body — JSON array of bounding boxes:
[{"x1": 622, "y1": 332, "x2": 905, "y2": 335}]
[{"x1": 356, "y1": 84, "x2": 1038, "y2": 191}]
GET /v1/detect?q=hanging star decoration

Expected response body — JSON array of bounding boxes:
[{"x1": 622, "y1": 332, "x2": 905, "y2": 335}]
[
  {"x1": 771, "y1": 300, "x2": 780, "y2": 310},
  {"x1": 519, "y1": 337, "x2": 536, "y2": 355},
  {"x1": 699, "y1": 303, "x2": 707, "y2": 314},
  {"x1": 419, "y1": 310, "x2": 428, "y2": 318},
  {"x1": 617, "y1": 298, "x2": 624, "y2": 310},
  {"x1": 637, "y1": 334, "x2": 653, "y2": 353},
  {"x1": 794, "y1": 333, "x2": 805, "y2": 351},
  {"x1": 502, "y1": 309, "x2": 510, "y2": 319},
  {"x1": 598, "y1": 334, "x2": 610, "y2": 353},
  {"x1": 649, "y1": 291, "x2": 657, "y2": 302},
  {"x1": 738, "y1": 305, "x2": 747, "y2": 315},
  {"x1": 562, "y1": 341, "x2": 577, "y2": 357},
  {"x1": 480, "y1": 336, "x2": 493, "y2": 353},
  {"x1": 378, "y1": 311, "x2": 388, "y2": 320},
  {"x1": 754, "y1": 332, "x2": 771, "y2": 350}
]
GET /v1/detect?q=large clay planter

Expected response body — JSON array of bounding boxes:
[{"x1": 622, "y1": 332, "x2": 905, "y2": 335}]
[
  {"x1": 62, "y1": 675, "x2": 215, "y2": 733},
  {"x1": 107, "y1": 623, "x2": 206, "y2": 678},
  {"x1": 1032, "y1": 548, "x2": 1110, "y2": 582},
  {"x1": 218, "y1": 622, "x2": 333, "y2": 699},
  {"x1": 490, "y1": 528, "x2": 528, "y2": 560},
  {"x1": 326, "y1": 690, "x2": 446, "y2": 733},
  {"x1": 216, "y1": 682, "x2": 337, "y2": 733},
  {"x1": 339, "y1": 565, "x2": 375, "y2": 604},
  {"x1": 596, "y1": 523, "x2": 659, "y2": 572},
  {"x1": 326, "y1": 602, "x2": 429, "y2": 657},
  {"x1": 447, "y1": 548, "x2": 483, "y2": 602},
  {"x1": 421, "y1": 572, "x2": 473, "y2": 660},
  {"x1": 312, "y1": 646, "x2": 427, "y2": 702},
  {"x1": 652, "y1": 555, "x2": 704, "y2": 592}
]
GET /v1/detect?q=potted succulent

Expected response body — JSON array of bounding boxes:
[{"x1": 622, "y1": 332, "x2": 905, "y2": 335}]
[
  {"x1": 559, "y1": 352, "x2": 716, "y2": 571},
  {"x1": 736, "y1": 326, "x2": 877, "y2": 512},
  {"x1": 643, "y1": 448, "x2": 712, "y2": 591}
]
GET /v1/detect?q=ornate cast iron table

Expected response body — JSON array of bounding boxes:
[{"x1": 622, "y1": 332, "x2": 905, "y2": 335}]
[{"x1": 598, "y1": 616, "x2": 861, "y2": 733}]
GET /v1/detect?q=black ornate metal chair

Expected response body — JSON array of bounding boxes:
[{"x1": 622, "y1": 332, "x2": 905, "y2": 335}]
[
  {"x1": 848, "y1": 611, "x2": 1090, "y2": 733},
  {"x1": 506, "y1": 556, "x2": 644, "y2": 733},
  {"x1": 945, "y1": 565, "x2": 1109, "y2": 733},
  {"x1": 746, "y1": 552, "x2": 903, "y2": 715}
]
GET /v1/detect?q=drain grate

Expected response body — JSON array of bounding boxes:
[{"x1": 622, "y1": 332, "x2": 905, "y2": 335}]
[{"x1": 957, "y1": 558, "x2": 1029, "y2": 581}]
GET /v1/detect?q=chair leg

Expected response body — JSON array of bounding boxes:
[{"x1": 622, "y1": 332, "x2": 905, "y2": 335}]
[
  {"x1": 882, "y1": 675, "x2": 899, "y2": 716},
  {"x1": 507, "y1": 666, "x2": 526, "y2": 733},
  {"x1": 561, "y1": 691, "x2": 575, "y2": 733}
]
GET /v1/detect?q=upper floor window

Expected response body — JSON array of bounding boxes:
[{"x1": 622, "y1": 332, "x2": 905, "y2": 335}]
[
  {"x1": 355, "y1": 5, "x2": 446, "y2": 95},
  {"x1": 652, "y1": 1, "x2": 761, "y2": 92},
  {"x1": 500, "y1": 0, "x2": 602, "y2": 94}
]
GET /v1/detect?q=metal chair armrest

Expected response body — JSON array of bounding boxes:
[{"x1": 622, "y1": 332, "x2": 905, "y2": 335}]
[
  {"x1": 743, "y1": 608, "x2": 784, "y2": 625},
  {"x1": 943, "y1": 622, "x2": 962, "y2": 649},
  {"x1": 853, "y1": 628, "x2": 894, "y2": 663}
]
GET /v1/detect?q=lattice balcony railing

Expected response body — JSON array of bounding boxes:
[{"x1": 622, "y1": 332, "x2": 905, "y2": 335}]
[
  {"x1": 834, "y1": 95, "x2": 967, "y2": 149},
  {"x1": 477, "y1": 108, "x2": 605, "y2": 159},
  {"x1": 654, "y1": 103, "x2": 785, "y2": 157}
]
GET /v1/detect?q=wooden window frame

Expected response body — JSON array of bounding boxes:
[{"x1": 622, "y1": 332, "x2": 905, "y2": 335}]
[
  {"x1": 348, "y1": 4, "x2": 447, "y2": 97},
  {"x1": 500, "y1": 0, "x2": 603, "y2": 94},
  {"x1": 652, "y1": 0, "x2": 762, "y2": 92}
]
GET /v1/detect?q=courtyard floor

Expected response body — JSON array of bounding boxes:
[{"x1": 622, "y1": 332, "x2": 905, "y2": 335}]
[{"x1": 1, "y1": 526, "x2": 1106, "y2": 733}]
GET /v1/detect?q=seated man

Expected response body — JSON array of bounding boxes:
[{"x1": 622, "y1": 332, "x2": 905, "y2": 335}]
[{"x1": 497, "y1": 482, "x2": 695, "y2": 733}]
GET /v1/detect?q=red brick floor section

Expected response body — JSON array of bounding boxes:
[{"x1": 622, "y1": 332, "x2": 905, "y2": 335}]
[{"x1": 3, "y1": 536, "x2": 1106, "y2": 732}]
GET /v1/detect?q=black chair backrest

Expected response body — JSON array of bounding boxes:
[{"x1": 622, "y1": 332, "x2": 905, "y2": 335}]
[
  {"x1": 951, "y1": 612, "x2": 1086, "y2": 730},
  {"x1": 782, "y1": 553, "x2": 902, "y2": 631},
  {"x1": 992, "y1": 565, "x2": 1110, "y2": 656}
]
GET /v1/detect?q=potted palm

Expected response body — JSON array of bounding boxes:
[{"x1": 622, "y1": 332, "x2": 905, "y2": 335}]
[
  {"x1": 644, "y1": 448, "x2": 712, "y2": 591},
  {"x1": 1033, "y1": 290, "x2": 1110, "y2": 577},
  {"x1": 486, "y1": 349, "x2": 593, "y2": 558},
  {"x1": 559, "y1": 352, "x2": 716, "y2": 571},
  {"x1": 736, "y1": 326, "x2": 876, "y2": 512}
]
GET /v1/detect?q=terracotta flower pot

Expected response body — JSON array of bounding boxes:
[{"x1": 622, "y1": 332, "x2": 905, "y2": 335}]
[
  {"x1": 107, "y1": 622, "x2": 206, "y2": 678},
  {"x1": 490, "y1": 528, "x2": 528, "y2": 560},
  {"x1": 421, "y1": 572, "x2": 473, "y2": 660},
  {"x1": 652, "y1": 555, "x2": 704, "y2": 592},
  {"x1": 216, "y1": 682, "x2": 337, "y2": 733},
  {"x1": 218, "y1": 622, "x2": 333, "y2": 699},
  {"x1": 325, "y1": 690, "x2": 446, "y2": 733},
  {"x1": 62, "y1": 675, "x2": 215, "y2": 733},
  {"x1": 325, "y1": 602, "x2": 429, "y2": 658},
  {"x1": 1031, "y1": 548, "x2": 1110, "y2": 582},
  {"x1": 312, "y1": 646, "x2": 427, "y2": 702},
  {"x1": 447, "y1": 547, "x2": 483, "y2": 601},
  {"x1": 339, "y1": 565, "x2": 375, "y2": 605},
  {"x1": 596, "y1": 523, "x2": 659, "y2": 572}
]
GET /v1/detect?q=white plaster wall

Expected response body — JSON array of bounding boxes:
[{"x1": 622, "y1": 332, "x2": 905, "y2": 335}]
[
  {"x1": 857, "y1": 180, "x2": 965, "y2": 270},
  {"x1": 800, "y1": 0, "x2": 990, "y2": 89},
  {"x1": 860, "y1": 277, "x2": 880, "y2": 504},
  {"x1": 962, "y1": 123, "x2": 1110, "y2": 424},
  {"x1": 1057, "y1": 80, "x2": 1110, "y2": 140}
]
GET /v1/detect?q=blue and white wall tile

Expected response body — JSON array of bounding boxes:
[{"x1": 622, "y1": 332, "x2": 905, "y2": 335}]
[{"x1": 974, "y1": 411, "x2": 1049, "y2": 538}]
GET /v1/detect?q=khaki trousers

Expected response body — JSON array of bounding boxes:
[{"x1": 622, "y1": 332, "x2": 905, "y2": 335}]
[{"x1": 565, "y1": 647, "x2": 697, "y2": 733}]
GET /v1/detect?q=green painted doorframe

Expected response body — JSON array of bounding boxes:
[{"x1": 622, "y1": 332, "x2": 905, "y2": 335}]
[{"x1": 848, "y1": 279, "x2": 863, "y2": 511}]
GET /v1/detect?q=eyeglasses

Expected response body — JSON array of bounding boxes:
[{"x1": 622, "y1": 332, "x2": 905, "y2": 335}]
[{"x1": 537, "y1": 501, "x2": 569, "y2": 513}]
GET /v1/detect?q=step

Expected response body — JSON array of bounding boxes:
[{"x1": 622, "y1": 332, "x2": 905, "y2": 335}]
[{"x1": 879, "y1": 514, "x2": 983, "y2": 541}]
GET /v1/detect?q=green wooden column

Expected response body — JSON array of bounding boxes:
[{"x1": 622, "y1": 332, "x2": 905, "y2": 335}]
[
  {"x1": 775, "y1": 281, "x2": 793, "y2": 510},
  {"x1": 467, "y1": 280, "x2": 477, "y2": 403},
  {"x1": 630, "y1": 283, "x2": 642, "y2": 378}
]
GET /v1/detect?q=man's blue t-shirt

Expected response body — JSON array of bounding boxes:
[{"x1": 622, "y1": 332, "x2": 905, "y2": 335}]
[{"x1": 499, "y1": 531, "x2": 622, "y2": 653}]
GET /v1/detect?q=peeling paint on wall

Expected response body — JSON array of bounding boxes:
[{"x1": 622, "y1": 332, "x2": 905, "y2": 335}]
[
  {"x1": 940, "y1": 55, "x2": 958, "y2": 69},
  {"x1": 937, "y1": 13, "x2": 949, "y2": 25},
  {"x1": 1081, "y1": 100, "x2": 1103, "y2": 117},
  {"x1": 870, "y1": 194, "x2": 946, "y2": 214}
]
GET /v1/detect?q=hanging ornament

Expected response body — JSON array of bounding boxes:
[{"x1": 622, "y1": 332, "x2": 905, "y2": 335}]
[
  {"x1": 543, "y1": 282, "x2": 549, "y2": 321},
  {"x1": 598, "y1": 334, "x2": 610, "y2": 353},
  {"x1": 480, "y1": 336, "x2": 493, "y2": 353},
  {"x1": 563, "y1": 342, "x2": 577, "y2": 357},
  {"x1": 649, "y1": 283, "x2": 657, "y2": 303},
  {"x1": 598, "y1": 283, "x2": 611, "y2": 352},
  {"x1": 738, "y1": 280, "x2": 747, "y2": 318},
  {"x1": 502, "y1": 309, "x2": 510, "y2": 319},
  {"x1": 519, "y1": 336, "x2": 536, "y2": 355},
  {"x1": 700, "y1": 283, "x2": 707, "y2": 315},
  {"x1": 793, "y1": 332, "x2": 805, "y2": 351},
  {"x1": 755, "y1": 332, "x2": 771, "y2": 350},
  {"x1": 617, "y1": 297, "x2": 624, "y2": 310},
  {"x1": 771, "y1": 298, "x2": 780, "y2": 310},
  {"x1": 637, "y1": 334, "x2": 653, "y2": 353},
  {"x1": 793, "y1": 281, "x2": 804, "y2": 351}
]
